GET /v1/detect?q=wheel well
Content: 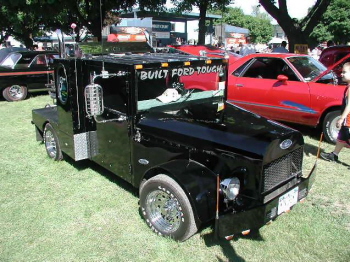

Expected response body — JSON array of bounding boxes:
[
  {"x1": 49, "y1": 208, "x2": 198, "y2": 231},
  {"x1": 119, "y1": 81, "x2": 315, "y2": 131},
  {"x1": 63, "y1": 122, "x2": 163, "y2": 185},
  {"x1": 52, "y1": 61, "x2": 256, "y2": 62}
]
[
  {"x1": 318, "y1": 106, "x2": 342, "y2": 128},
  {"x1": 140, "y1": 167, "x2": 179, "y2": 193},
  {"x1": 8, "y1": 84, "x2": 27, "y2": 88},
  {"x1": 140, "y1": 167, "x2": 204, "y2": 227},
  {"x1": 139, "y1": 160, "x2": 217, "y2": 226}
]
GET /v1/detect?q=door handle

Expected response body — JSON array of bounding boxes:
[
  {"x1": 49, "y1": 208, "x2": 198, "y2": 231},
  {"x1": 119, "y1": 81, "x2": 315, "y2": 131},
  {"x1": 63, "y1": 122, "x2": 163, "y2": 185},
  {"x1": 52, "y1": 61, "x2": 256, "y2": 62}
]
[{"x1": 235, "y1": 84, "x2": 244, "y2": 87}]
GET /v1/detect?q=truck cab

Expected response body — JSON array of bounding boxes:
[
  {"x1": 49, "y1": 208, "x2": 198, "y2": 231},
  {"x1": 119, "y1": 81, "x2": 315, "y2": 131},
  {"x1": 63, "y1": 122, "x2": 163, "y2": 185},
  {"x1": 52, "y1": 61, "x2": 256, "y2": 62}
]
[{"x1": 32, "y1": 40, "x2": 316, "y2": 241}]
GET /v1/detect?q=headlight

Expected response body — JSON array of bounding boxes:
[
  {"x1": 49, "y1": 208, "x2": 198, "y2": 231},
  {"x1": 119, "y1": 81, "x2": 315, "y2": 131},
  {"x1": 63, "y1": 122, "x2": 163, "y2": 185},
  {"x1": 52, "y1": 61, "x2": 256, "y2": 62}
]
[{"x1": 220, "y1": 177, "x2": 240, "y2": 200}]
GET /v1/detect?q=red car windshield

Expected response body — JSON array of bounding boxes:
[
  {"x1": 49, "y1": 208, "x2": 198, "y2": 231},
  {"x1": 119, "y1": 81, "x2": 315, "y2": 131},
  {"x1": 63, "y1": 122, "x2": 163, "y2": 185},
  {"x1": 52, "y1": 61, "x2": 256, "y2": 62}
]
[{"x1": 287, "y1": 56, "x2": 327, "y2": 82}]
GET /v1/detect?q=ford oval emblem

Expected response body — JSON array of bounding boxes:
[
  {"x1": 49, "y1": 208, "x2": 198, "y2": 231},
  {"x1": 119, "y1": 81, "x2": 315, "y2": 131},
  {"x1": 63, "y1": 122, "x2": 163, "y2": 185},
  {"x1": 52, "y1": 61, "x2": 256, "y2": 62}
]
[
  {"x1": 280, "y1": 139, "x2": 293, "y2": 150},
  {"x1": 138, "y1": 159, "x2": 149, "y2": 165}
]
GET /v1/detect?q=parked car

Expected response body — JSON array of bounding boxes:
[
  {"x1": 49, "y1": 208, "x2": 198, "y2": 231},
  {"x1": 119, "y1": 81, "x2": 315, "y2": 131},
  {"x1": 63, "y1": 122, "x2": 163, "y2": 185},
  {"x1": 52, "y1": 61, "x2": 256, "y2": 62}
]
[
  {"x1": 32, "y1": 40, "x2": 316, "y2": 241},
  {"x1": 168, "y1": 44, "x2": 242, "y2": 61},
  {"x1": 319, "y1": 46, "x2": 350, "y2": 83},
  {"x1": 0, "y1": 47, "x2": 28, "y2": 63},
  {"x1": 169, "y1": 46, "x2": 346, "y2": 144},
  {"x1": 319, "y1": 45, "x2": 350, "y2": 68},
  {"x1": 0, "y1": 50, "x2": 59, "y2": 101}
]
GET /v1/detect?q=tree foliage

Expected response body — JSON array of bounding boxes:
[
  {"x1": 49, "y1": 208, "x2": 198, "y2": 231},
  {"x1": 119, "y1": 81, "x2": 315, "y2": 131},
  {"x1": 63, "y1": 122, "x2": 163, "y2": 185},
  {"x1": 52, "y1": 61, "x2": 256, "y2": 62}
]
[
  {"x1": 0, "y1": 0, "x2": 57, "y2": 47},
  {"x1": 258, "y1": 0, "x2": 332, "y2": 52},
  {"x1": 310, "y1": 0, "x2": 350, "y2": 45},
  {"x1": 212, "y1": 7, "x2": 274, "y2": 44},
  {"x1": 0, "y1": 0, "x2": 166, "y2": 47}
]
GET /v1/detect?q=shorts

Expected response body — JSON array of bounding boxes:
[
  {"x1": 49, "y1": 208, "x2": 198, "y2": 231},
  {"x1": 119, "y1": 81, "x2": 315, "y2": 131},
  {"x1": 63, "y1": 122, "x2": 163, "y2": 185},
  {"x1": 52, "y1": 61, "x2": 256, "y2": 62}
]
[{"x1": 337, "y1": 126, "x2": 350, "y2": 147}]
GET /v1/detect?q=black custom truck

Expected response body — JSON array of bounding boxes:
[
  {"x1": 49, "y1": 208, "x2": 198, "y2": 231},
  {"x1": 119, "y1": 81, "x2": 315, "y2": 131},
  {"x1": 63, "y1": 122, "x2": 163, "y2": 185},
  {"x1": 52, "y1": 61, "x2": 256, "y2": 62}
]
[{"x1": 32, "y1": 40, "x2": 316, "y2": 241}]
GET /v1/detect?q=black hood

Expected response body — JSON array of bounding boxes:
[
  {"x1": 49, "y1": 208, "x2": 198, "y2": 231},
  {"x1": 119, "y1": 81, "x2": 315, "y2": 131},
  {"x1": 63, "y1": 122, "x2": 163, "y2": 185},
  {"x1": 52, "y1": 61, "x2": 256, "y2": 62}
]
[{"x1": 137, "y1": 102, "x2": 303, "y2": 161}]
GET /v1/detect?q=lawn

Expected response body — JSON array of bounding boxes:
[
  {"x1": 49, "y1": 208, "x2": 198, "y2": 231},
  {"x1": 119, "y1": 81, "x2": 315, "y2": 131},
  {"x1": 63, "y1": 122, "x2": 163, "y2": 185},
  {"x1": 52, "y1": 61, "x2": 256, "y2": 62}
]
[{"x1": 0, "y1": 95, "x2": 349, "y2": 262}]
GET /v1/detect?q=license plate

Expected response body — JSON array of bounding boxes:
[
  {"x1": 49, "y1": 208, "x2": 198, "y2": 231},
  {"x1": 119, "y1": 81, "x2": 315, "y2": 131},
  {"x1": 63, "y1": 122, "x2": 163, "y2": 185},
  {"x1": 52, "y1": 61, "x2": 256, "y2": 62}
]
[{"x1": 278, "y1": 187, "x2": 299, "y2": 215}]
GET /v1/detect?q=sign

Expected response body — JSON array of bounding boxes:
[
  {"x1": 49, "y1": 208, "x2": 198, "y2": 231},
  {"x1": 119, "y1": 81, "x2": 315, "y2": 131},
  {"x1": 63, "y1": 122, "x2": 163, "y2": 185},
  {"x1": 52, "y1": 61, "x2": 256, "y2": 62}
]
[
  {"x1": 226, "y1": 37, "x2": 245, "y2": 46},
  {"x1": 154, "y1": 32, "x2": 170, "y2": 39},
  {"x1": 139, "y1": 65, "x2": 224, "y2": 80},
  {"x1": 294, "y1": 44, "x2": 308, "y2": 54},
  {"x1": 107, "y1": 27, "x2": 148, "y2": 42},
  {"x1": 226, "y1": 32, "x2": 245, "y2": 39},
  {"x1": 152, "y1": 22, "x2": 171, "y2": 32}
]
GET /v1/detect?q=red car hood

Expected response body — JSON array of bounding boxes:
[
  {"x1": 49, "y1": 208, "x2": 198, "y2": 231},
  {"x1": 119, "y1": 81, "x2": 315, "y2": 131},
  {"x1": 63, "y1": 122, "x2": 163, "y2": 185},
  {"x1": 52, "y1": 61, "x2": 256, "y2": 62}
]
[
  {"x1": 314, "y1": 53, "x2": 350, "y2": 82},
  {"x1": 167, "y1": 45, "x2": 241, "y2": 64}
]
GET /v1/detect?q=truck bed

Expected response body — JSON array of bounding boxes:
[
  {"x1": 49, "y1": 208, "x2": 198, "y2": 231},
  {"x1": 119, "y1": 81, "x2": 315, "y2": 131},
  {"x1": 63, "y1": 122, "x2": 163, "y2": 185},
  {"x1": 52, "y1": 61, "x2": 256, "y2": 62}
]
[{"x1": 32, "y1": 106, "x2": 58, "y2": 134}]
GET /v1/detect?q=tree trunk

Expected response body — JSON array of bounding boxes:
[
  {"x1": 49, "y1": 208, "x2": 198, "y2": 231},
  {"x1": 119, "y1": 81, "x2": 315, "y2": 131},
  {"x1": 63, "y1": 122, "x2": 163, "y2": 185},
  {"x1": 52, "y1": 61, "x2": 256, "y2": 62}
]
[
  {"x1": 278, "y1": 22, "x2": 308, "y2": 53},
  {"x1": 89, "y1": 19, "x2": 103, "y2": 42},
  {"x1": 12, "y1": 32, "x2": 33, "y2": 49},
  {"x1": 197, "y1": 1, "x2": 208, "y2": 45},
  {"x1": 258, "y1": 0, "x2": 331, "y2": 53}
]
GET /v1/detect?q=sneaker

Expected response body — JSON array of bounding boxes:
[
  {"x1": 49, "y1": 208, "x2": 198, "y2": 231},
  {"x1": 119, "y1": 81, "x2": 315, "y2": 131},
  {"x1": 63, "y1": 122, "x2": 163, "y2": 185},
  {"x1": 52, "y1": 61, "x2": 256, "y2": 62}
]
[{"x1": 320, "y1": 152, "x2": 338, "y2": 162}]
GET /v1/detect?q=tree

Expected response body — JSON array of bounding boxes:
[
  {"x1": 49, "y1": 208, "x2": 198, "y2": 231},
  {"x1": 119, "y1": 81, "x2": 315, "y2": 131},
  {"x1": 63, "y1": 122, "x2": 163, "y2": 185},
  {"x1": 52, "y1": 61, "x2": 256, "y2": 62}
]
[
  {"x1": 212, "y1": 7, "x2": 274, "y2": 44},
  {"x1": 0, "y1": 0, "x2": 165, "y2": 47},
  {"x1": 310, "y1": 0, "x2": 350, "y2": 45},
  {"x1": 0, "y1": 0, "x2": 56, "y2": 47},
  {"x1": 258, "y1": 0, "x2": 332, "y2": 52},
  {"x1": 171, "y1": 0, "x2": 233, "y2": 45}
]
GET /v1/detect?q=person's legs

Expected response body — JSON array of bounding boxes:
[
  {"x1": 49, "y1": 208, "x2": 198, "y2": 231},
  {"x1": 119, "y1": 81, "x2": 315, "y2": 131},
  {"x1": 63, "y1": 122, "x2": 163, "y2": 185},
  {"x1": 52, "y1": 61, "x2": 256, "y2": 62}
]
[{"x1": 321, "y1": 126, "x2": 349, "y2": 162}]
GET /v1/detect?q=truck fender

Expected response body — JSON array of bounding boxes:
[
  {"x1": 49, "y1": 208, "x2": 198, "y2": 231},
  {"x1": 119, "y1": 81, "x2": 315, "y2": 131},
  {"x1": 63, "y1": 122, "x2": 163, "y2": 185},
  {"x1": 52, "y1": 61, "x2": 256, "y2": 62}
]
[{"x1": 141, "y1": 159, "x2": 217, "y2": 225}]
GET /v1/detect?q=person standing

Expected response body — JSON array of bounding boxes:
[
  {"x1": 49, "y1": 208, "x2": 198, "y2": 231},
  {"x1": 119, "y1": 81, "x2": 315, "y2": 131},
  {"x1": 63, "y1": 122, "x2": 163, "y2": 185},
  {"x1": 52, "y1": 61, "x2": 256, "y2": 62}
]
[
  {"x1": 321, "y1": 62, "x2": 350, "y2": 162},
  {"x1": 326, "y1": 40, "x2": 335, "y2": 47},
  {"x1": 272, "y1": 41, "x2": 289, "y2": 53},
  {"x1": 239, "y1": 37, "x2": 256, "y2": 56}
]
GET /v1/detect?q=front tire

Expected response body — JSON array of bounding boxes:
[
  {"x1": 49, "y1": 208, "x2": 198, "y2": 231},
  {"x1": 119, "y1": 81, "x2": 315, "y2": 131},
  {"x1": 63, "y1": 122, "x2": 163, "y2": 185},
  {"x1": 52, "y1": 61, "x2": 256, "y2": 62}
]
[
  {"x1": 323, "y1": 110, "x2": 341, "y2": 144},
  {"x1": 139, "y1": 174, "x2": 198, "y2": 241},
  {"x1": 43, "y1": 123, "x2": 63, "y2": 161},
  {"x1": 2, "y1": 85, "x2": 28, "y2": 101}
]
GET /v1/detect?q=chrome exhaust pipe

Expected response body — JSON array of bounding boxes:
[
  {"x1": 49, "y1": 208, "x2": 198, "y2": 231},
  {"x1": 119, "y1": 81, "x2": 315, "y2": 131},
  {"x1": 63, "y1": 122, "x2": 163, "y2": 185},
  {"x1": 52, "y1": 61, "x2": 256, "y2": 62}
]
[{"x1": 55, "y1": 29, "x2": 66, "y2": 58}]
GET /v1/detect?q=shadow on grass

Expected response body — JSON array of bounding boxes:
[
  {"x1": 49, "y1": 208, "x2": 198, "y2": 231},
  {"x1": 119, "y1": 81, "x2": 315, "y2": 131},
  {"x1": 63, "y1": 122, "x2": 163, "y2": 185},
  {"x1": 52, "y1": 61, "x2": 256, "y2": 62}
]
[
  {"x1": 304, "y1": 142, "x2": 320, "y2": 157},
  {"x1": 201, "y1": 227, "x2": 264, "y2": 262},
  {"x1": 285, "y1": 123, "x2": 350, "y2": 168},
  {"x1": 303, "y1": 140, "x2": 350, "y2": 168},
  {"x1": 62, "y1": 154, "x2": 138, "y2": 196}
]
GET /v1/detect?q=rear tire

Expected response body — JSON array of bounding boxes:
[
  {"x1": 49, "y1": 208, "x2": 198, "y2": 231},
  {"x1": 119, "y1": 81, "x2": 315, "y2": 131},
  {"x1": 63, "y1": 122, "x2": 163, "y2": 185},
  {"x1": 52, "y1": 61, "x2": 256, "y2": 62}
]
[
  {"x1": 2, "y1": 85, "x2": 28, "y2": 101},
  {"x1": 139, "y1": 174, "x2": 198, "y2": 241},
  {"x1": 43, "y1": 123, "x2": 63, "y2": 161},
  {"x1": 323, "y1": 110, "x2": 341, "y2": 144}
]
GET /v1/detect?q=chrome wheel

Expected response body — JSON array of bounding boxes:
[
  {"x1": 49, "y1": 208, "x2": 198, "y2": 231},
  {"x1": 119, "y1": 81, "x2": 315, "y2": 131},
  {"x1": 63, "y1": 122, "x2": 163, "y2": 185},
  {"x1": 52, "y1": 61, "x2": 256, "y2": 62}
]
[
  {"x1": 3, "y1": 85, "x2": 28, "y2": 101},
  {"x1": 8, "y1": 85, "x2": 25, "y2": 100},
  {"x1": 328, "y1": 115, "x2": 341, "y2": 142},
  {"x1": 140, "y1": 174, "x2": 198, "y2": 241},
  {"x1": 145, "y1": 189, "x2": 182, "y2": 234},
  {"x1": 44, "y1": 129, "x2": 57, "y2": 158},
  {"x1": 323, "y1": 110, "x2": 341, "y2": 144}
]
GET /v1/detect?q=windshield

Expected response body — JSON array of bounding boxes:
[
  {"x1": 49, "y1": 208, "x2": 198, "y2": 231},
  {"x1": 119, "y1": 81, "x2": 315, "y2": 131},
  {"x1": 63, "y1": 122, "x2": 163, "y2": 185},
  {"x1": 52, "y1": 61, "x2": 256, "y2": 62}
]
[
  {"x1": 137, "y1": 65, "x2": 225, "y2": 112},
  {"x1": 287, "y1": 56, "x2": 327, "y2": 81}
]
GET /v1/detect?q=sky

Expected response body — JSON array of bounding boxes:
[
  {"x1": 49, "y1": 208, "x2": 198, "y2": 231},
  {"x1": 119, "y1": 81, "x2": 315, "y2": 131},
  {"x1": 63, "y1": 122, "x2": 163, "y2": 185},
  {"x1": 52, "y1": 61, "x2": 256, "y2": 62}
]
[
  {"x1": 184, "y1": 0, "x2": 316, "y2": 39},
  {"x1": 232, "y1": 0, "x2": 317, "y2": 20}
]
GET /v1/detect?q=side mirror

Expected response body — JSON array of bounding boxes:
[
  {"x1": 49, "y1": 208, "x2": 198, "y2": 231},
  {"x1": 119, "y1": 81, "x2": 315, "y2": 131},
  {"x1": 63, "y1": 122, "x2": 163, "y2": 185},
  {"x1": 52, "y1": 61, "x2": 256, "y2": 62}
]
[
  {"x1": 277, "y1": 74, "x2": 288, "y2": 83},
  {"x1": 84, "y1": 84, "x2": 104, "y2": 117}
]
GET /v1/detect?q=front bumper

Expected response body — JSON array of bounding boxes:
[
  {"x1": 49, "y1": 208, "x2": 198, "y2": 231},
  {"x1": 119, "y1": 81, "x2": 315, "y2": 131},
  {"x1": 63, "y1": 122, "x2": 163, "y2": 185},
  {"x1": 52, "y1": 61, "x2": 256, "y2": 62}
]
[{"x1": 218, "y1": 162, "x2": 317, "y2": 238}]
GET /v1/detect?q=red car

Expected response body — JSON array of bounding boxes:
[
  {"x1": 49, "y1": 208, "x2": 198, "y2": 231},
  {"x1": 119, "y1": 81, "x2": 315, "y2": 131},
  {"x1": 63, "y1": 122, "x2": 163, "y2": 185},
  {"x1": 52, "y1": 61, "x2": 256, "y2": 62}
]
[
  {"x1": 319, "y1": 45, "x2": 350, "y2": 68},
  {"x1": 168, "y1": 44, "x2": 241, "y2": 60},
  {"x1": 170, "y1": 45, "x2": 346, "y2": 144},
  {"x1": 319, "y1": 46, "x2": 350, "y2": 81}
]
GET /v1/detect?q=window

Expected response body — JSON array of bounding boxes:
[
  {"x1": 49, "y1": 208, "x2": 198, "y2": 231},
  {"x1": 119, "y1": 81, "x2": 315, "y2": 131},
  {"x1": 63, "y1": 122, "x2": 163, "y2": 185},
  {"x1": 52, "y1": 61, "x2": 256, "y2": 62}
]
[
  {"x1": 288, "y1": 56, "x2": 326, "y2": 81},
  {"x1": 238, "y1": 57, "x2": 299, "y2": 81},
  {"x1": 96, "y1": 76, "x2": 128, "y2": 114},
  {"x1": 31, "y1": 54, "x2": 47, "y2": 66},
  {"x1": 0, "y1": 53, "x2": 21, "y2": 68}
]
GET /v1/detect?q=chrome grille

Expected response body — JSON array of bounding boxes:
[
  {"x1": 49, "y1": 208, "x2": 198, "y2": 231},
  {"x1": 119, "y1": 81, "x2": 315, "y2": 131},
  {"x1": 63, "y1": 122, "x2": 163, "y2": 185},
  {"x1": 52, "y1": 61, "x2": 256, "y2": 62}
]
[{"x1": 262, "y1": 147, "x2": 303, "y2": 193}]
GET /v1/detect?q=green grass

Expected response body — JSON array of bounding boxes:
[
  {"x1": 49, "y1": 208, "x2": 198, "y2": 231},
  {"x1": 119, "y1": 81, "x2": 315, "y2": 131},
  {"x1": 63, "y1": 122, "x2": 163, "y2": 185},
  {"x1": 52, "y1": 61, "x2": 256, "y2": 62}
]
[{"x1": 0, "y1": 95, "x2": 349, "y2": 262}]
